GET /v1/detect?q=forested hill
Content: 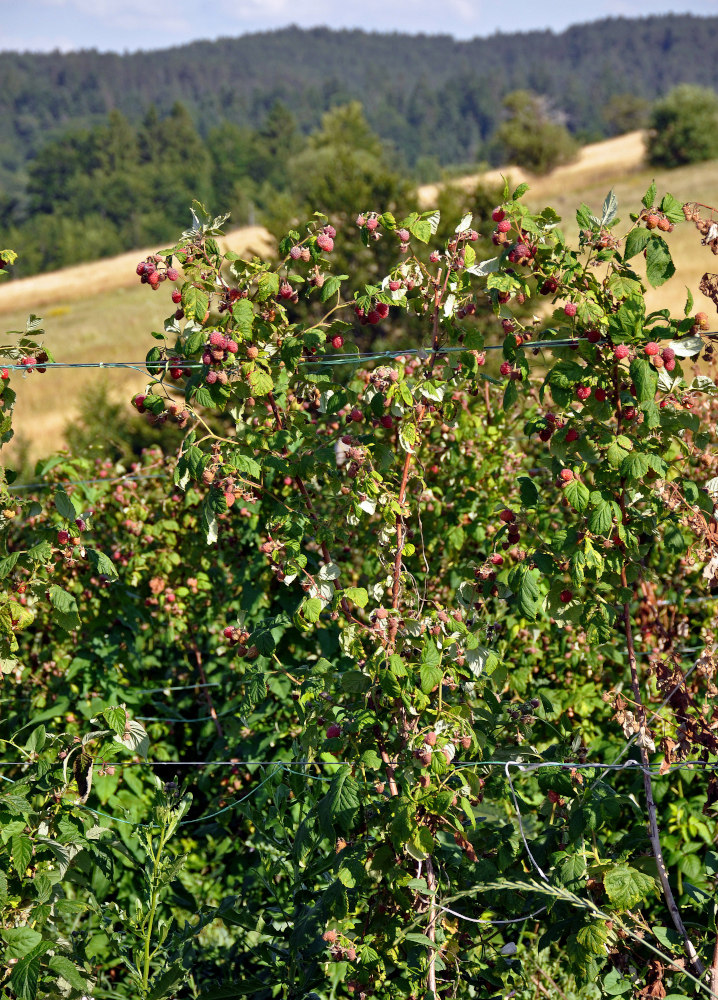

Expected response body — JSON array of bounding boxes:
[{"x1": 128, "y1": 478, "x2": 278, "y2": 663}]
[{"x1": 1, "y1": 13, "x2": 718, "y2": 186}]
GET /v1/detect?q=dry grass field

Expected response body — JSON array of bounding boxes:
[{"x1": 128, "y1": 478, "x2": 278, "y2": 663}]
[{"x1": 2, "y1": 132, "x2": 717, "y2": 463}]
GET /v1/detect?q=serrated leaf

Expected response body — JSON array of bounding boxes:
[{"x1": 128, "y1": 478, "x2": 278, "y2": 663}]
[
  {"x1": 231, "y1": 298, "x2": 254, "y2": 335},
  {"x1": 601, "y1": 189, "x2": 618, "y2": 226},
  {"x1": 645, "y1": 236, "x2": 675, "y2": 288},
  {"x1": 419, "y1": 662, "x2": 442, "y2": 694},
  {"x1": 604, "y1": 865, "x2": 656, "y2": 910},
  {"x1": 48, "y1": 955, "x2": 90, "y2": 991},
  {"x1": 102, "y1": 705, "x2": 127, "y2": 735},
  {"x1": 344, "y1": 587, "x2": 368, "y2": 608},
  {"x1": 399, "y1": 423, "x2": 417, "y2": 453},
  {"x1": 409, "y1": 220, "x2": 432, "y2": 243},
  {"x1": 588, "y1": 501, "x2": 613, "y2": 535},
  {"x1": 642, "y1": 181, "x2": 657, "y2": 210},
  {"x1": 667, "y1": 335, "x2": 702, "y2": 358},
  {"x1": 87, "y1": 548, "x2": 118, "y2": 580},
  {"x1": 623, "y1": 227, "x2": 650, "y2": 262},
  {"x1": 113, "y1": 719, "x2": 149, "y2": 758},
  {"x1": 511, "y1": 566, "x2": 541, "y2": 621},
  {"x1": 257, "y1": 271, "x2": 279, "y2": 301},
  {"x1": 620, "y1": 452, "x2": 650, "y2": 480},
  {"x1": 240, "y1": 672, "x2": 267, "y2": 711},
  {"x1": 2, "y1": 927, "x2": 42, "y2": 960},
  {"x1": 10, "y1": 944, "x2": 45, "y2": 1000},
  {"x1": 630, "y1": 358, "x2": 658, "y2": 404},
  {"x1": 302, "y1": 598, "x2": 323, "y2": 623},
  {"x1": 576, "y1": 922, "x2": 609, "y2": 955},
  {"x1": 248, "y1": 367, "x2": 273, "y2": 396},
  {"x1": 54, "y1": 488, "x2": 78, "y2": 521},
  {"x1": 518, "y1": 476, "x2": 539, "y2": 508},
  {"x1": 48, "y1": 585, "x2": 81, "y2": 631},
  {"x1": 660, "y1": 192, "x2": 685, "y2": 224},
  {"x1": 563, "y1": 479, "x2": 590, "y2": 513},
  {"x1": 317, "y1": 766, "x2": 360, "y2": 837},
  {"x1": 181, "y1": 285, "x2": 209, "y2": 322},
  {"x1": 12, "y1": 834, "x2": 33, "y2": 876}
]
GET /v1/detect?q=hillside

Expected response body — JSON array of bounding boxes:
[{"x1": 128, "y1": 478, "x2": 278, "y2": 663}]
[
  {"x1": 1, "y1": 13, "x2": 717, "y2": 198},
  {"x1": 2, "y1": 133, "x2": 717, "y2": 464}
]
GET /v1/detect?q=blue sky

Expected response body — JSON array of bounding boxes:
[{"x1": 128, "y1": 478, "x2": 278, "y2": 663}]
[{"x1": 1, "y1": 0, "x2": 716, "y2": 52}]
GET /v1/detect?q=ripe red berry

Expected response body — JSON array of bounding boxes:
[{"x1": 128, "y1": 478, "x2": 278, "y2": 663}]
[
  {"x1": 375, "y1": 302, "x2": 390, "y2": 319},
  {"x1": 316, "y1": 233, "x2": 334, "y2": 252},
  {"x1": 226, "y1": 339, "x2": 238, "y2": 354},
  {"x1": 614, "y1": 344, "x2": 630, "y2": 360},
  {"x1": 499, "y1": 361, "x2": 512, "y2": 377},
  {"x1": 576, "y1": 385, "x2": 591, "y2": 401},
  {"x1": 367, "y1": 310, "x2": 381, "y2": 325},
  {"x1": 492, "y1": 207, "x2": 505, "y2": 222},
  {"x1": 539, "y1": 427, "x2": 552, "y2": 441},
  {"x1": 623, "y1": 406, "x2": 636, "y2": 420},
  {"x1": 664, "y1": 358, "x2": 676, "y2": 371},
  {"x1": 166, "y1": 266, "x2": 179, "y2": 282},
  {"x1": 205, "y1": 371, "x2": 218, "y2": 385},
  {"x1": 661, "y1": 347, "x2": 675, "y2": 362},
  {"x1": 380, "y1": 415, "x2": 393, "y2": 429},
  {"x1": 331, "y1": 335, "x2": 344, "y2": 350},
  {"x1": 560, "y1": 590, "x2": 573, "y2": 603},
  {"x1": 132, "y1": 393, "x2": 147, "y2": 412},
  {"x1": 171, "y1": 289, "x2": 182, "y2": 304},
  {"x1": 644, "y1": 342, "x2": 660, "y2": 356},
  {"x1": 594, "y1": 388, "x2": 607, "y2": 402},
  {"x1": 1, "y1": 369, "x2": 8, "y2": 380},
  {"x1": 389, "y1": 280, "x2": 401, "y2": 292},
  {"x1": 502, "y1": 318, "x2": 516, "y2": 333},
  {"x1": 209, "y1": 331, "x2": 227, "y2": 348},
  {"x1": 350, "y1": 408, "x2": 363, "y2": 423},
  {"x1": 586, "y1": 328, "x2": 601, "y2": 343},
  {"x1": 57, "y1": 529, "x2": 69, "y2": 545},
  {"x1": 326, "y1": 724, "x2": 341, "y2": 739},
  {"x1": 499, "y1": 509, "x2": 516, "y2": 524},
  {"x1": 496, "y1": 219, "x2": 511, "y2": 233},
  {"x1": 645, "y1": 213, "x2": 660, "y2": 229},
  {"x1": 490, "y1": 553, "x2": 504, "y2": 565},
  {"x1": 566, "y1": 428, "x2": 579, "y2": 442},
  {"x1": 540, "y1": 277, "x2": 558, "y2": 295},
  {"x1": 323, "y1": 224, "x2": 337, "y2": 239},
  {"x1": 564, "y1": 302, "x2": 577, "y2": 317},
  {"x1": 559, "y1": 469, "x2": 574, "y2": 483}
]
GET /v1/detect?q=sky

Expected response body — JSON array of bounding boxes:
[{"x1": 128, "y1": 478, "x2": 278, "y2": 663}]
[{"x1": 0, "y1": 0, "x2": 716, "y2": 53}]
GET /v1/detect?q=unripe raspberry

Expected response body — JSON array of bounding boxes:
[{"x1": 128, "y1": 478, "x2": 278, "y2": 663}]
[
  {"x1": 205, "y1": 371, "x2": 218, "y2": 385},
  {"x1": 326, "y1": 724, "x2": 341, "y2": 739},
  {"x1": 492, "y1": 207, "x2": 505, "y2": 222},
  {"x1": 695, "y1": 311, "x2": 710, "y2": 331},
  {"x1": 661, "y1": 347, "x2": 675, "y2": 362},
  {"x1": 323, "y1": 930, "x2": 337, "y2": 944},
  {"x1": 425, "y1": 731, "x2": 437, "y2": 746},
  {"x1": 316, "y1": 233, "x2": 334, "y2": 252},
  {"x1": 560, "y1": 589, "x2": 573, "y2": 603},
  {"x1": 396, "y1": 228, "x2": 410, "y2": 242},
  {"x1": 166, "y1": 266, "x2": 179, "y2": 281},
  {"x1": 460, "y1": 735, "x2": 472, "y2": 750},
  {"x1": 645, "y1": 213, "x2": 660, "y2": 229},
  {"x1": 365, "y1": 217, "x2": 378, "y2": 231},
  {"x1": 563, "y1": 302, "x2": 577, "y2": 317},
  {"x1": 565, "y1": 428, "x2": 579, "y2": 442},
  {"x1": 496, "y1": 219, "x2": 511, "y2": 233},
  {"x1": 559, "y1": 469, "x2": 574, "y2": 483},
  {"x1": 594, "y1": 387, "x2": 607, "y2": 402},
  {"x1": 490, "y1": 553, "x2": 503, "y2": 565},
  {"x1": 586, "y1": 328, "x2": 601, "y2": 343},
  {"x1": 57, "y1": 529, "x2": 69, "y2": 545},
  {"x1": 499, "y1": 509, "x2": 515, "y2": 524},
  {"x1": 300, "y1": 247, "x2": 311, "y2": 262},
  {"x1": 331, "y1": 335, "x2": 344, "y2": 349},
  {"x1": 133, "y1": 393, "x2": 147, "y2": 412},
  {"x1": 499, "y1": 361, "x2": 512, "y2": 377},
  {"x1": 323, "y1": 224, "x2": 337, "y2": 239},
  {"x1": 289, "y1": 245, "x2": 302, "y2": 260},
  {"x1": 644, "y1": 342, "x2": 660, "y2": 356},
  {"x1": 355, "y1": 214, "x2": 366, "y2": 227},
  {"x1": 429, "y1": 251, "x2": 440, "y2": 263},
  {"x1": 216, "y1": 371, "x2": 229, "y2": 385},
  {"x1": 614, "y1": 344, "x2": 630, "y2": 360},
  {"x1": 576, "y1": 385, "x2": 591, "y2": 401},
  {"x1": 389, "y1": 280, "x2": 401, "y2": 291},
  {"x1": 657, "y1": 217, "x2": 670, "y2": 232},
  {"x1": 247, "y1": 345, "x2": 259, "y2": 360}
]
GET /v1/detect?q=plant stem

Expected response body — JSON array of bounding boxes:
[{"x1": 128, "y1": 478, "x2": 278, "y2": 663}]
[
  {"x1": 425, "y1": 857, "x2": 438, "y2": 999},
  {"x1": 141, "y1": 826, "x2": 167, "y2": 992}
]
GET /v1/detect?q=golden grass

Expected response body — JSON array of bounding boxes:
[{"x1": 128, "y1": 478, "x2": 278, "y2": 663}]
[{"x1": 2, "y1": 136, "x2": 717, "y2": 464}]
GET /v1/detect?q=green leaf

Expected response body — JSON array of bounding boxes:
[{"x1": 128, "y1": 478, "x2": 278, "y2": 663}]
[
  {"x1": 317, "y1": 766, "x2": 360, "y2": 837},
  {"x1": 642, "y1": 180, "x2": 657, "y2": 210},
  {"x1": 343, "y1": 587, "x2": 368, "y2": 608},
  {"x1": 558, "y1": 853, "x2": 586, "y2": 888},
  {"x1": 645, "y1": 235, "x2": 675, "y2": 288},
  {"x1": 601, "y1": 189, "x2": 618, "y2": 226},
  {"x1": 48, "y1": 585, "x2": 81, "y2": 631},
  {"x1": 588, "y1": 501, "x2": 613, "y2": 535},
  {"x1": 606, "y1": 440, "x2": 629, "y2": 468},
  {"x1": 0, "y1": 551, "x2": 20, "y2": 578},
  {"x1": 421, "y1": 639, "x2": 441, "y2": 669},
  {"x1": 181, "y1": 285, "x2": 209, "y2": 322},
  {"x1": 257, "y1": 271, "x2": 279, "y2": 301},
  {"x1": 563, "y1": 479, "x2": 590, "y2": 513},
  {"x1": 409, "y1": 219, "x2": 432, "y2": 243},
  {"x1": 53, "y1": 488, "x2": 78, "y2": 521},
  {"x1": 48, "y1": 955, "x2": 90, "y2": 991},
  {"x1": 231, "y1": 298, "x2": 254, "y2": 335},
  {"x1": 576, "y1": 922, "x2": 610, "y2": 955},
  {"x1": 630, "y1": 358, "x2": 658, "y2": 404},
  {"x1": 419, "y1": 662, "x2": 442, "y2": 694},
  {"x1": 10, "y1": 944, "x2": 46, "y2": 1000},
  {"x1": 87, "y1": 548, "x2": 118, "y2": 580},
  {"x1": 518, "y1": 476, "x2": 539, "y2": 508},
  {"x1": 102, "y1": 706, "x2": 127, "y2": 736},
  {"x1": 302, "y1": 598, "x2": 323, "y2": 623},
  {"x1": 510, "y1": 566, "x2": 541, "y2": 621},
  {"x1": 503, "y1": 379, "x2": 519, "y2": 411},
  {"x1": 240, "y1": 672, "x2": 267, "y2": 712},
  {"x1": 620, "y1": 452, "x2": 650, "y2": 480},
  {"x1": 146, "y1": 962, "x2": 185, "y2": 1000},
  {"x1": 248, "y1": 367, "x2": 273, "y2": 396},
  {"x1": 12, "y1": 834, "x2": 33, "y2": 876},
  {"x1": 2, "y1": 927, "x2": 42, "y2": 959},
  {"x1": 623, "y1": 227, "x2": 649, "y2": 262},
  {"x1": 604, "y1": 865, "x2": 656, "y2": 910},
  {"x1": 660, "y1": 192, "x2": 685, "y2": 224}
]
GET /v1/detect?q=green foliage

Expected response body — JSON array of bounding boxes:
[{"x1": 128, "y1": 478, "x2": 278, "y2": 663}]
[
  {"x1": 496, "y1": 90, "x2": 579, "y2": 175},
  {"x1": 646, "y1": 84, "x2": 718, "y2": 168}
]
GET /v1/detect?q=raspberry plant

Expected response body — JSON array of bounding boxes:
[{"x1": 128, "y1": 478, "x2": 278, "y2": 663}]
[{"x1": 2, "y1": 182, "x2": 718, "y2": 1000}]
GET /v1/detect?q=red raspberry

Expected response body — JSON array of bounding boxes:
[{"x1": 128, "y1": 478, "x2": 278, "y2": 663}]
[
  {"x1": 540, "y1": 277, "x2": 558, "y2": 295},
  {"x1": 289, "y1": 245, "x2": 302, "y2": 260},
  {"x1": 644, "y1": 342, "x2": 660, "y2": 356},
  {"x1": 171, "y1": 289, "x2": 182, "y2": 304},
  {"x1": 559, "y1": 469, "x2": 574, "y2": 483},
  {"x1": 226, "y1": 340, "x2": 238, "y2": 354},
  {"x1": 323, "y1": 224, "x2": 337, "y2": 239},
  {"x1": 209, "y1": 331, "x2": 227, "y2": 348},
  {"x1": 496, "y1": 219, "x2": 511, "y2": 233},
  {"x1": 566, "y1": 428, "x2": 579, "y2": 442},
  {"x1": 375, "y1": 302, "x2": 390, "y2": 319},
  {"x1": 389, "y1": 280, "x2": 401, "y2": 292},
  {"x1": 57, "y1": 530, "x2": 69, "y2": 545},
  {"x1": 316, "y1": 233, "x2": 334, "y2": 252},
  {"x1": 560, "y1": 590, "x2": 573, "y2": 603},
  {"x1": 326, "y1": 724, "x2": 341, "y2": 739},
  {"x1": 564, "y1": 302, "x2": 577, "y2": 317},
  {"x1": 664, "y1": 358, "x2": 676, "y2": 371},
  {"x1": 148, "y1": 272, "x2": 160, "y2": 289},
  {"x1": 367, "y1": 310, "x2": 381, "y2": 325},
  {"x1": 576, "y1": 386, "x2": 591, "y2": 401},
  {"x1": 499, "y1": 361, "x2": 512, "y2": 377},
  {"x1": 323, "y1": 930, "x2": 337, "y2": 944},
  {"x1": 331, "y1": 335, "x2": 344, "y2": 349},
  {"x1": 278, "y1": 280, "x2": 293, "y2": 299},
  {"x1": 21, "y1": 357, "x2": 36, "y2": 368},
  {"x1": 350, "y1": 408, "x2": 363, "y2": 423},
  {"x1": 396, "y1": 228, "x2": 410, "y2": 242},
  {"x1": 614, "y1": 345, "x2": 630, "y2": 360},
  {"x1": 499, "y1": 509, "x2": 516, "y2": 524},
  {"x1": 661, "y1": 347, "x2": 675, "y2": 362},
  {"x1": 594, "y1": 388, "x2": 607, "y2": 402},
  {"x1": 1, "y1": 369, "x2": 8, "y2": 380},
  {"x1": 223, "y1": 626, "x2": 234, "y2": 639},
  {"x1": 645, "y1": 213, "x2": 660, "y2": 229},
  {"x1": 380, "y1": 415, "x2": 393, "y2": 428},
  {"x1": 623, "y1": 406, "x2": 636, "y2": 420},
  {"x1": 490, "y1": 553, "x2": 504, "y2": 565},
  {"x1": 586, "y1": 329, "x2": 601, "y2": 343},
  {"x1": 166, "y1": 266, "x2": 179, "y2": 281},
  {"x1": 539, "y1": 427, "x2": 552, "y2": 441},
  {"x1": 133, "y1": 394, "x2": 147, "y2": 412},
  {"x1": 492, "y1": 207, "x2": 505, "y2": 222},
  {"x1": 514, "y1": 243, "x2": 531, "y2": 259},
  {"x1": 502, "y1": 318, "x2": 516, "y2": 333},
  {"x1": 205, "y1": 371, "x2": 218, "y2": 385},
  {"x1": 429, "y1": 251, "x2": 440, "y2": 263},
  {"x1": 365, "y1": 217, "x2": 378, "y2": 231}
]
